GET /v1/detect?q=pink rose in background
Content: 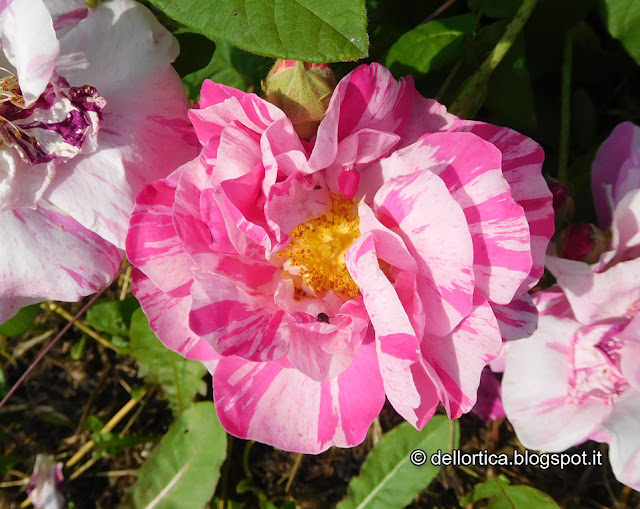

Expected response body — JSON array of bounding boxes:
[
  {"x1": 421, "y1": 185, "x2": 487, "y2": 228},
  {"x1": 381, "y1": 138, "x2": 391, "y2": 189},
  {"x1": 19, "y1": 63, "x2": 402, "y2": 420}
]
[
  {"x1": 502, "y1": 122, "x2": 640, "y2": 490},
  {"x1": 0, "y1": 0, "x2": 197, "y2": 322},
  {"x1": 127, "y1": 63, "x2": 553, "y2": 453}
]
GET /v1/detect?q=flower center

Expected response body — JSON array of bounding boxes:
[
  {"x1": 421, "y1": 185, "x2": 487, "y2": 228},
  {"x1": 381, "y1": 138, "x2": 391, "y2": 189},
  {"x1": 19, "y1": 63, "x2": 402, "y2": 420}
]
[
  {"x1": 0, "y1": 68, "x2": 105, "y2": 165},
  {"x1": 282, "y1": 196, "x2": 360, "y2": 297},
  {"x1": 0, "y1": 72, "x2": 24, "y2": 106},
  {"x1": 568, "y1": 323, "x2": 628, "y2": 405}
]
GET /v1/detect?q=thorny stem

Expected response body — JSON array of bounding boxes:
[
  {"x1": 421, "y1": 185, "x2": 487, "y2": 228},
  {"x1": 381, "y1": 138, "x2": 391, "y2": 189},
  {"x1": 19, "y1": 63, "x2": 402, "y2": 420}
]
[{"x1": 449, "y1": 0, "x2": 540, "y2": 117}]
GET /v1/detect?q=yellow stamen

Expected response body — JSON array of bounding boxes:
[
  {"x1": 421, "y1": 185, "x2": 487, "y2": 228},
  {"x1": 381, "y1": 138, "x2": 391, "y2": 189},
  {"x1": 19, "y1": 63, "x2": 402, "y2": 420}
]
[{"x1": 282, "y1": 196, "x2": 360, "y2": 297}]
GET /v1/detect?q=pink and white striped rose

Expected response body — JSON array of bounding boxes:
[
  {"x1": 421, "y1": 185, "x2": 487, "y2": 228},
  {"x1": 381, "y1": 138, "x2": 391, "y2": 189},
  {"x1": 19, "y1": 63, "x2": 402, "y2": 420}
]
[
  {"x1": 502, "y1": 122, "x2": 640, "y2": 490},
  {"x1": 127, "y1": 63, "x2": 554, "y2": 453},
  {"x1": 0, "y1": 0, "x2": 197, "y2": 322}
]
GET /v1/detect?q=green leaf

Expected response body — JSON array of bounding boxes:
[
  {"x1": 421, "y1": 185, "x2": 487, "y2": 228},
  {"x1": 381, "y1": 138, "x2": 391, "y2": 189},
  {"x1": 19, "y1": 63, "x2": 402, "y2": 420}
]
[
  {"x1": 86, "y1": 298, "x2": 139, "y2": 336},
  {"x1": 468, "y1": 0, "x2": 523, "y2": 19},
  {"x1": 172, "y1": 30, "x2": 216, "y2": 78},
  {"x1": 129, "y1": 309, "x2": 207, "y2": 416},
  {"x1": 85, "y1": 415, "x2": 105, "y2": 432},
  {"x1": 337, "y1": 416, "x2": 459, "y2": 509},
  {"x1": 0, "y1": 367, "x2": 7, "y2": 399},
  {"x1": 602, "y1": 0, "x2": 640, "y2": 64},
  {"x1": 70, "y1": 335, "x2": 88, "y2": 360},
  {"x1": 460, "y1": 474, "x2": 561, "y2": 508},
  {"x1": 386, "y1": 14, "x2": 477, "y2": 76},
  {"x1": 147, "y1": 0, "x2": 368, "y2": 62},
  {"x1": 92, "y1": 433, "x2": 157, "y2": 457},
  {"x1": 182, "y1": 40, "x2": 270, "y2": 100},
  {"x1": 484, "y1": 34, "x2": 536, "y2": 131},
  {"x1": 121, "y1": 402, "x2": 227, "y2": 509},
  {"x1": 0, "y1": 305, "x2": 39, "y2": 337}
]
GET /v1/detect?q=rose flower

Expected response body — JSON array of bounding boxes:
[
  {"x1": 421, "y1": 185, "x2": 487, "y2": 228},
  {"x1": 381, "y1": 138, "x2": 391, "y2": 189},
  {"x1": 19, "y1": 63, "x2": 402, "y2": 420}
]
[
  {"x1": 0, "y1": 0, "x2": 197, "y2": 321},
  {"x1": 502, "y1": 122, "x2": 640, "y2": 489},
  {"x1": 127, "y1": 62, "x2": 554, "y2": 453}
]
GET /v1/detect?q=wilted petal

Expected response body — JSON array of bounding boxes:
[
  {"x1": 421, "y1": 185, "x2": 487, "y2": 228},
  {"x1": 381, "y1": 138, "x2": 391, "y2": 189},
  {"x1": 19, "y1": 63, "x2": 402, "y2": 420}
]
[
  {"x1": 470, "y1": 367, "x2": 505, "y2": 421},
  {"x1": 27, "y1": 454, "x2": 63, "y2": 509}
]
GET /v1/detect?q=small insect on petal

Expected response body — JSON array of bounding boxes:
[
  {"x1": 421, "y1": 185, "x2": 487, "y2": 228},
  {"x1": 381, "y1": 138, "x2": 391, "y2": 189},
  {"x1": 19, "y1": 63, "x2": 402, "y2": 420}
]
[{"x1": 317, "y1": 312, "x2": 330, "y2": 323}]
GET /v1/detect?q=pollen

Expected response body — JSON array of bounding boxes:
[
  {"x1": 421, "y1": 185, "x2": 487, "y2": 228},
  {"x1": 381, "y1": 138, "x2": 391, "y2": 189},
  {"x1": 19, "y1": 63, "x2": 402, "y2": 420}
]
[{"x1": 282, "y1": 196, "x2": 360, "y2": 297}]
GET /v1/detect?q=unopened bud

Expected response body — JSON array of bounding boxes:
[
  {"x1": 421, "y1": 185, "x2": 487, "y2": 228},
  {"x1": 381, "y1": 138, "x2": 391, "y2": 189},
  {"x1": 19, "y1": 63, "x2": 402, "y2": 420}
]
[
  {"x1": 559, "y1": 223, "x2": 609, "y2": 264},
  {"x1": 547, "y1": 178, "x2": 575, "y2": 230},
  {"x1": 263, "y1": 60, "x2": 337, "y2": 139}
]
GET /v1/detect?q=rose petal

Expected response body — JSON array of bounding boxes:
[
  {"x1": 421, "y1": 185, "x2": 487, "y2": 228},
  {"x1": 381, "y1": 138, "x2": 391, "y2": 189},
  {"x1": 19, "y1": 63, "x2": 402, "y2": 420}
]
[
  {"x1": 0, "y1": 201, "x2": 121, "y2": 322},
  {"x1": 189, "y1": 270, "x2": 289, "y2": 362},
  {"x1": 591, "y1": 121, "x2": 640, "y2": 228},
  {"x1": 600, "y1": 390, "x2": 640, "y2": 490},
  {"x1": 131, "y1": 269, "x2": 218, "y2": 361},
  {"x1": 546, "y1": 256, "x2": 640, "y2": 324},
  {"x1": 347, "y1": 235, "x2": 440, "y2": 428},
  {"x1": 309, "y1": 63, "x2": 414, "y2": 170},
  {"x1": 412, "y1": 132, "x2": 532, "y2": 304},
  {"x1": 125, "y1": 169, "x2": 194, "y2": 294},
  {"x1": 502, "y1": 315, "x2": 611, "y2": 451},
  {"x1": 1, "y1": 0, "x2": 59, "y2": 105},
  {"x1": 373, "y1": 168, "x2": 475, "y2": 336},
  {"x1": 452, "y1": 121, "x2": 553, "y2": 294},
  {"x1": 491, "y1": 293, "x2": 538, "y2": 341},
  {"x1": 422, "y1": 293, "x2": 502, "y2": 418},
  {"x1": 46, "y1": 63, "x2": 197, "y2": 248},
  {"x1": 208, "y1": 339, "x2": 385, "y2": 454}
]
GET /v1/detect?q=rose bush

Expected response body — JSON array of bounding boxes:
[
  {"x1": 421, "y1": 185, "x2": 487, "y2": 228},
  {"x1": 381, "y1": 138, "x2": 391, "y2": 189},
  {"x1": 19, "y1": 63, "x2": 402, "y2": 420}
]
[
  {"x1": 0, "y1": 0, "x2": 197, "y2": 321},
  {"x1": 127, "y1": 62, "x2": 554, "y2": 453},
  {"x1": 502, "y1": 122, "x2": 640, "y2": 490}
]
